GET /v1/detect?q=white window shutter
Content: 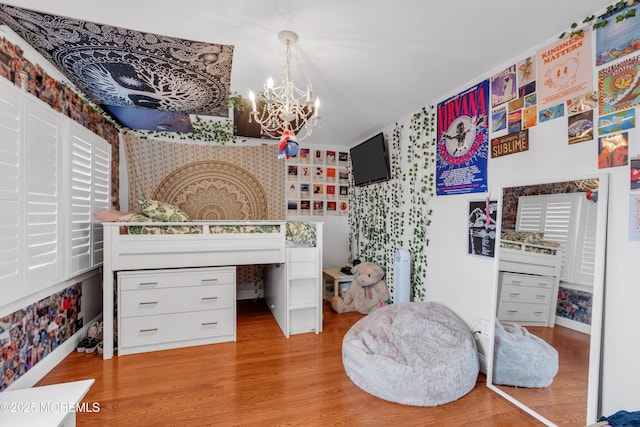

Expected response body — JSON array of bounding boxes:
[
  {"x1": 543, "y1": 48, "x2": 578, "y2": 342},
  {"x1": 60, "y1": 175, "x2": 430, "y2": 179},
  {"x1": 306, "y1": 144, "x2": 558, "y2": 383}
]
[
  {"x1": 0, "y1": 81, "x2": 23, "y2": 302},
  {"x1": 68, "y1": 123, "x2": 93, "y2": 274},
  {"x1": 91, "y1": 135, "x2": 111, "y2": 266},
  {"x1": 0, "y1": 81, "x2": 112, "y2": 305},
  {"x1": 24, "y1": 98, "x2": 61, "y2": 292},
  {"x1": 67, "y1": 122, "x2": 111, "y2": 274}
]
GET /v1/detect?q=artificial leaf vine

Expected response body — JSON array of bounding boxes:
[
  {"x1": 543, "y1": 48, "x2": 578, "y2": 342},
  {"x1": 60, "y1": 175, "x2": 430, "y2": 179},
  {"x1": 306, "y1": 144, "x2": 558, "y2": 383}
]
[
  {"x1": 560, "y1": 0, "x2": 638, "y2": 38},
  {"x1": 404, "y1": 106, "x2": 436, "y2": 301},
  {"x1": 349, "y1": 106, "x2": 436, "y2": 301},
  {"x1": 137, "y1": 94, "x2": 247, "y2": 145}
]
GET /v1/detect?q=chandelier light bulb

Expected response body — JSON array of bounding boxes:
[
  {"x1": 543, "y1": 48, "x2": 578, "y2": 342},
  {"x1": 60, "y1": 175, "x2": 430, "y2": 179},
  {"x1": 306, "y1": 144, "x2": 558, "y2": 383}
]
[{"x1": 248, "y1": 91, "x2": 257, "y2": 112}]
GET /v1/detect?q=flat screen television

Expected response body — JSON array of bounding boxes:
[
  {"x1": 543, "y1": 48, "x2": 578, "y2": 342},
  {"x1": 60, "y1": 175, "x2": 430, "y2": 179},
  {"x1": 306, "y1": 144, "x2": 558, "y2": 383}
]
[{"x1": 350, "y1": 132, "x2": 391, "y2": 187}]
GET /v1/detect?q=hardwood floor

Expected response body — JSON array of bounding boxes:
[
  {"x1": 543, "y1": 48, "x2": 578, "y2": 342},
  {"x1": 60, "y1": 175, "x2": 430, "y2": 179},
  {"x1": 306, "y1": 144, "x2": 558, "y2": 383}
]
[{"x1": 38, "y1": 300, "x2": 541, "y2": 426}]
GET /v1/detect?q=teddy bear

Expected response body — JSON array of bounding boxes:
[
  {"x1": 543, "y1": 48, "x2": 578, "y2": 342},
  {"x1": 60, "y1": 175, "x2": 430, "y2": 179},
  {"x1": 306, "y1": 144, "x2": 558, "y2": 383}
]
[{"x1": 331, "y1": 262, "x2": 390, "y2": 314}]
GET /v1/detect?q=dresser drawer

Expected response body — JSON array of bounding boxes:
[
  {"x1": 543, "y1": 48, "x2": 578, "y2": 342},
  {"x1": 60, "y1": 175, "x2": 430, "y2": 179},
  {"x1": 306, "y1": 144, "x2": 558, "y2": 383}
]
[
  {"x1": 119, "y1": 308, "x2": 235, "y2": 348},
  {"x1": 500, "y1": 272, "x2": 554, "y2": 289},
  {"x1": 500, "y1": 283, "x2": 552, "y2": 305},
  {"x1": 498, "y1": 302, "x2": 550, "y2": 323},
  {"x1": 119, "y1": 284, "x2": 235, "y2": 318},
  {"x1": 118, "y1": 267, "x2": 235, "y2": 291}
]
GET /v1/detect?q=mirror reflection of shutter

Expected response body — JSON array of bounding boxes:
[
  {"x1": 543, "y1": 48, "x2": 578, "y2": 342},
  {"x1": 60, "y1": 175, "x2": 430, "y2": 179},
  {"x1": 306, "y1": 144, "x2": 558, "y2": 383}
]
[
  {"x1": 25, "y1": 97, "x2": 61, "y2": 292},
  {"x1": 0, "y1": 82, "x2": 23, "y2": 302},
  {"x1": 574, "y1": 200, "x2": 597, "y2": 285},
  {"x1": 515, "y1": 194, "x2": 578, "y2": 282}
]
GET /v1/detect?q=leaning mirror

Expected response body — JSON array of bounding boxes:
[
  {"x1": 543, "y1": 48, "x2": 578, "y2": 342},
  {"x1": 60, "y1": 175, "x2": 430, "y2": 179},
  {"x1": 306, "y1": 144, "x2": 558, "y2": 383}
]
[{"x1": 487, "y1": 174, "x2": 608, "y2": 426}]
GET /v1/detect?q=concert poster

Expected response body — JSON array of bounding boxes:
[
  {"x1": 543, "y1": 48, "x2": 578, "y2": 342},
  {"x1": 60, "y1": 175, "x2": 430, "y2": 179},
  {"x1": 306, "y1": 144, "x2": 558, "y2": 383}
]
[
  {"x1": 468, "y1": 199, "x2": 497, "y2": 257},
  {"x1": 436, "y1": 80, "x2": 490, "y2": 196}
]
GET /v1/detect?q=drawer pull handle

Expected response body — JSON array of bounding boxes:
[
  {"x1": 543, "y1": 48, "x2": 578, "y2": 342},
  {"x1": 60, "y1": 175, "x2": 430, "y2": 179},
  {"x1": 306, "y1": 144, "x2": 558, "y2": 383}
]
[
  {"x1": 533, "y1": 311, "x2": 544, "y2": 315},
  {"x1": 536, "y1": 295, "x2": 546, "y2": 299},
  {"x1": 507, "y1": 310, "x2": 518, "y2": 314},
  {"x1": 202, "y1": 321, "x2": 218, "y2": 326},
  {"x1": 139, "y1": 301, "x2": 158, "y2": 306},
  {"x1": 201, "y1": 279, "x2": 218, "y2": 285},
  {"x1": 139, "y1": 328, "x2": 158, "y2": 333},
  {"x1": 509, "y1": 292, "x2": 520, "y2": 297},
  {"x1": 139, "y1": 282, "x2": 158, "y2": 287},
  {"x1": 201, "y1": 296, "x2": 218, "y2": 301},
  {"x1": 537, "y1": 283, "x2": 548, "y2": 287},
  {"x1": 511, "y1": 280, "x2": 522, "y2": 284}
]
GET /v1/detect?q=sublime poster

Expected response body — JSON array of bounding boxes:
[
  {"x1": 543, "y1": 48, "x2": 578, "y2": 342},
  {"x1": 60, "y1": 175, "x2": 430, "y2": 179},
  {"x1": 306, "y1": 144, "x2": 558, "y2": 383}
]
[{"x1": 436, "y1": 80, "x2": 489, "y2": 196}]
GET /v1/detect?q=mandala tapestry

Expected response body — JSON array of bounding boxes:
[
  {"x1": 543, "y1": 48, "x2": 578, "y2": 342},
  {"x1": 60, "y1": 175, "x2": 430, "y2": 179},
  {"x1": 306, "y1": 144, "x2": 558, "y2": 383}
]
[
  {"x1": 123, "y1": 133, "x2": 285, "y2": 220},
  {"x1": 0, "y1": 4, "x2": 234, "y2": 120}
]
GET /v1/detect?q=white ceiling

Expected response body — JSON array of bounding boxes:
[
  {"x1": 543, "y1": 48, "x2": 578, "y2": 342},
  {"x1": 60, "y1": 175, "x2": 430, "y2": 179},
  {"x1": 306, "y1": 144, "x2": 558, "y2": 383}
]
[{"x1": 1, "y1": 0, "x2": 613, "y2": 147}]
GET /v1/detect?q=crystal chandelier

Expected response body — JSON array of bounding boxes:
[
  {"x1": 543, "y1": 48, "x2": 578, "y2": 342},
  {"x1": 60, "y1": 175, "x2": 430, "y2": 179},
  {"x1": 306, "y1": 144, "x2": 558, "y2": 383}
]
[{"x1": 248, "y1": 30, "x2": 320, "y2": 140}]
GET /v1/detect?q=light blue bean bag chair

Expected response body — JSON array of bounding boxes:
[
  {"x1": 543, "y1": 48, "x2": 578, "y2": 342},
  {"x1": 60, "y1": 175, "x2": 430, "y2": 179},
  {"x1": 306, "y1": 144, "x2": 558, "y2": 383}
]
[
  {"x1": 342, "y1": 302, "x2": 479, "y2": 406},
  {"x1": 493, "y1": 320, "x2": 559, "y2": 388}
]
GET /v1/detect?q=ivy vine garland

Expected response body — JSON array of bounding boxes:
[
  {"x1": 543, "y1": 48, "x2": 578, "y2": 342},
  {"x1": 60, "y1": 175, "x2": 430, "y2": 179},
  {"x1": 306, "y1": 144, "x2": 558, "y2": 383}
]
[
  {"x1": 560, "y1": 0, "x2": 637, "y2": 38},
  {"x1": 137, "y1": 94, "x2": 247, "y2": 144},
  {"x1": 349, "y1": 106, "x2": 436, "y2": 301}
]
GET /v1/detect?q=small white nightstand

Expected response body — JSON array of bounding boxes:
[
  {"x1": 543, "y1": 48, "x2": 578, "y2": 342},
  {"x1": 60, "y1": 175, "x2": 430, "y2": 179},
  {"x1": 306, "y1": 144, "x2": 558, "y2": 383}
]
[{"x1": 322, "y1": 267, "x2": 354, "y2": 301}]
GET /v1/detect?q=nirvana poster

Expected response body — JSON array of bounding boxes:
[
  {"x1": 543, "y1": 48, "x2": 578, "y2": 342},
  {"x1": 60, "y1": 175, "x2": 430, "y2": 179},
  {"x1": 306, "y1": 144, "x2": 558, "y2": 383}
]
[{"x1": 436, "y1": 80, "x2": 490, "y2": 195}]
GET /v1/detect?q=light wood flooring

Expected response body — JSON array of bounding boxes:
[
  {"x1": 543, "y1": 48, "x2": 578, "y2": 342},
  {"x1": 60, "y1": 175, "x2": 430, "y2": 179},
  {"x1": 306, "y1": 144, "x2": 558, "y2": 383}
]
[{"x1": 38, "y1": 301, "x2": 552, "y2": 426}]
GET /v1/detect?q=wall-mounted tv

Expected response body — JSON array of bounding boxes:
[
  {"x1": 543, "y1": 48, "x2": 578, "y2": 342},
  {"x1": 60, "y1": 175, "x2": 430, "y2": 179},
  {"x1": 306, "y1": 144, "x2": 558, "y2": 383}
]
[{"x1": 350, "y1": 132, "x2": 391, "y2": 187}]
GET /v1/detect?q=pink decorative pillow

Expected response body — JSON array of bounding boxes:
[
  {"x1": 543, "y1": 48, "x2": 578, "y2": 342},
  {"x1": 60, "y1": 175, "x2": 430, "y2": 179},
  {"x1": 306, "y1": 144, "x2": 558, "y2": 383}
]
[{"x1": 93, "y1": 210, "x2": 132, "y2": 222}]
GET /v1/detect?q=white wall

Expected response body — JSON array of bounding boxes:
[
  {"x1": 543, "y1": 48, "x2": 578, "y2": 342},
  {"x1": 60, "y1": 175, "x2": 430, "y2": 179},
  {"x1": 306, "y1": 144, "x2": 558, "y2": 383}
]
[{"x1": 411, "y1": 40, "x2": 640, "y2": 421}]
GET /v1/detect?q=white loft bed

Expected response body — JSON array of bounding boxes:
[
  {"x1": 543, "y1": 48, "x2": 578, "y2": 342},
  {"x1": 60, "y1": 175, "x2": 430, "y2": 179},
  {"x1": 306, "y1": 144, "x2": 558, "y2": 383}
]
[
  {"x1": 100, "y1": 220, "x2": 323, "y2": 359},
  {"x1": 499, "y1": 240, "x2": 562, "y2": 277}
]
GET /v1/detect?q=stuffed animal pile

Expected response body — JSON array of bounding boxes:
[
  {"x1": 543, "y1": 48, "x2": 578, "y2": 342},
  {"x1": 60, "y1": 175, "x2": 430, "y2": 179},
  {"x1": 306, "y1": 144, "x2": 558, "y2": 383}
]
[{"x1": 331, "y1": 262, "x2": 390, "y2": 315}]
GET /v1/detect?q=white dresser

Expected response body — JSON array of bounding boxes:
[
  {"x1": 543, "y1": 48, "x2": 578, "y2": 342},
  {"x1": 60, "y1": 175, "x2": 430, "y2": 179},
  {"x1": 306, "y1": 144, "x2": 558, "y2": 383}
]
[
  {"x1": 497, "y1": 271, "x2": 555, "y2": 326},
  {"x1": 117, "y1": 266, "x2": 236, "y2": 356}
]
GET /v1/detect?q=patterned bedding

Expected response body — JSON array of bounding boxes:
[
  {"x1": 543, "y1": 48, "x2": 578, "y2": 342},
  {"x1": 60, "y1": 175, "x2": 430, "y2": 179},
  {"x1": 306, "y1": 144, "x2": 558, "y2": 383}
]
[
  {"x1": 500, "y1": 231, "x2": 558, "y2": 255},
  {"x1": 128, "y1": 221, "x2": 316, "y2": 247},
  {"x1": 95, "y1": 200, "x2": 318, "y2": 246}
]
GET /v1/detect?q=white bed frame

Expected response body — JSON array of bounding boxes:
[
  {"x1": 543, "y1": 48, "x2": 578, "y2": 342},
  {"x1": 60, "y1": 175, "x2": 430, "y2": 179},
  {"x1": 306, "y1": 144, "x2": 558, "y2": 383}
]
[
  {"x1": 100, "y1": 220, "x2": 322, "y2": 359},
  {"x1": 499, "y1": 240, "x2": 562, "y2": 277}
]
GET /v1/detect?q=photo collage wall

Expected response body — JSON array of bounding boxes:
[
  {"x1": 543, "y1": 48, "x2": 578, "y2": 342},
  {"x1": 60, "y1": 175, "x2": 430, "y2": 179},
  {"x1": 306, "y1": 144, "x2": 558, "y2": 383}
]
[
  {"x1": 285, "y1": 148, "x2": 350, "y2": 217},
  {"x1": 0, "y1": 283, "x2": 82, "y2": 391}
]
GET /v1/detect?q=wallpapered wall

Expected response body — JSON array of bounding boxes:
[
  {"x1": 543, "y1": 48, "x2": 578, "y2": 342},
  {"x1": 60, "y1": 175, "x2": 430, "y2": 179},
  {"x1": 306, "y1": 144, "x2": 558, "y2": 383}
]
[{"x1": 0, "y1": 283, "x2": 82, "y2": 391}]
